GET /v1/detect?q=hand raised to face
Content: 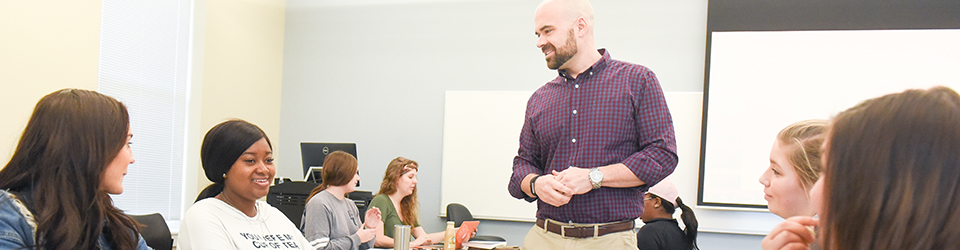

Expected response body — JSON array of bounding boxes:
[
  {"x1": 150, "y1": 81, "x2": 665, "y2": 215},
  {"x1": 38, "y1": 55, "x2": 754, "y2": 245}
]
[{"x1": 761, "y1": 216, "x2": 818, "y2": 250}]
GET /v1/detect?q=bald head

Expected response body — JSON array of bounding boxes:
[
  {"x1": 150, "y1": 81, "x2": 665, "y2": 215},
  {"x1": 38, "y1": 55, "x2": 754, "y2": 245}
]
[
  {"x1": 534, "y1": 0, "x2": 595, "y2": 45},
  {"x1": 534, "y1": 0, "x2": 599, "y2": 74},
  {"x1": 536, "y1": 0, "x2": 594, "y2": 25}
]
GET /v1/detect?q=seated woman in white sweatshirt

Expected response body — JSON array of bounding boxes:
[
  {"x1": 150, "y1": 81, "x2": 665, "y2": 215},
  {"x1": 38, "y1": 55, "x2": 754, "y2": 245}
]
[
  {"x1": 301, "y1": 151, "x2": 382, "y2": 250},
  {"x1": 179, "y1": 119, "x2": 314, "y2": 250}
]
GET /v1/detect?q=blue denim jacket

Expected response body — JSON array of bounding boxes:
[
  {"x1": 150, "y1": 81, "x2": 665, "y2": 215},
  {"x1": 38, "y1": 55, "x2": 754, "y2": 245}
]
[{"x1": 0, "y1": 190, "x2": 151, "y2": 250}]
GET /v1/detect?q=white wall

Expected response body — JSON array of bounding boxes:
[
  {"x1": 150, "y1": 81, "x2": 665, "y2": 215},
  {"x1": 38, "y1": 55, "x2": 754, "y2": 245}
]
[
  {"x1": 280, "y1": 0, "x2": 763, "y2": 247},
  {"x1": 0, "y1": 1, "x2": 101, "y2": 161},
  {"x1": 0, "y1": 0, "x2": 288, "y2": 224},
  {"x1": 187, "y1": 0, "x2": 288, "y2": 210}
]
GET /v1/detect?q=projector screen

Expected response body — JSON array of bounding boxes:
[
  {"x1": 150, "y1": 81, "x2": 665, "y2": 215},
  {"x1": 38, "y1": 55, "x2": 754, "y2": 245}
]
[
  {"x1": 699, "y1": 0, "x2": 960, "y2": 208},
  {"x1": 702, "y1": 29, "x2": 960, "y2": 207}
]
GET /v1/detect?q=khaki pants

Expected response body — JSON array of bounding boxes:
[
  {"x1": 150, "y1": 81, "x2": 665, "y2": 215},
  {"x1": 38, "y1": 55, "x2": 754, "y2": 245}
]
[{"x1": 521, "y1": 223, "x2": 637, "y2": 250}]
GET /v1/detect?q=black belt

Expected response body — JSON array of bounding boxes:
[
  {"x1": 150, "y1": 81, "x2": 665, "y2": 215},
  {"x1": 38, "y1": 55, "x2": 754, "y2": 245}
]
[{"x1": 535, "y1": 218, "x2": 635, "y2": 238}]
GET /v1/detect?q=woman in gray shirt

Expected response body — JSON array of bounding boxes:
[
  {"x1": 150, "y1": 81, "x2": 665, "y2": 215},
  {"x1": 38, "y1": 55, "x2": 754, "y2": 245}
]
[{"x1": 301, "y1": 151, "x2": 382, "y2": 250}]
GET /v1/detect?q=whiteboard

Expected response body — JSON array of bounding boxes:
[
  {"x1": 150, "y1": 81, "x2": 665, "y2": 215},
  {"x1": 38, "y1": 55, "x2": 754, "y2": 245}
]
[
  {"x1": 439, "y1": 91, "x2": 706, "y2": 223},
  {"x1": 440, "y1": 91, "x2": 536, "y2": 221}
]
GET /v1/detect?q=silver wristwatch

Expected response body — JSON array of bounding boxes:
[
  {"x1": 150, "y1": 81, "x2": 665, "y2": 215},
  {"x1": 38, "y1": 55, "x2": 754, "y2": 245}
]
[{"x1": 588, "y1": 167, "x2": 603, "y2": 189}]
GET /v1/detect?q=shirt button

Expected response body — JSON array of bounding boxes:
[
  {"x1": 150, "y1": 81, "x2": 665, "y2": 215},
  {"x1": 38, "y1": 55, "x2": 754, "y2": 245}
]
[
  {"x1": 589, "y1": 72, "x2": 593, "y2": 76},
  {"x1": 575, "y1": 84, "x2": 580, "y2": 88},
  {"x1": 571, "y1": 138, "x2": 577, "y2": 143},
  {"x1": 572, "y1": 110, "x2": 578, "y2": 114}
]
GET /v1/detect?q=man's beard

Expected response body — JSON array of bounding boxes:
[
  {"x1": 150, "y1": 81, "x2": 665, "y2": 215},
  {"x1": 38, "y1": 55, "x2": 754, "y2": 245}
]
[{"x1": 546, "y1": 28, "x2": 578, "y2": 70}]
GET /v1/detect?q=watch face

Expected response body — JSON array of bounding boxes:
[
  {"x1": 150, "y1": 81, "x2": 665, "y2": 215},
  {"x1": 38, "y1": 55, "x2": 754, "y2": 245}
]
[{"x1": 590, "y1": 169, "x2": 602, "y2": 182}]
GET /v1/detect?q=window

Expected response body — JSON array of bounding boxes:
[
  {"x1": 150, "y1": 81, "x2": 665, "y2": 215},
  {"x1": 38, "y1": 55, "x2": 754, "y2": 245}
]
[{"x1": 98, "y1": 0, "x2": 193, "y2": 224}]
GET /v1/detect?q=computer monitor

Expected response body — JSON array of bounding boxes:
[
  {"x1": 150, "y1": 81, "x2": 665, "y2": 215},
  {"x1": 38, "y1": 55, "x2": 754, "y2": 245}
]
[{"x1": 300, "y1": 142, "x2": 358, "y2": 182}]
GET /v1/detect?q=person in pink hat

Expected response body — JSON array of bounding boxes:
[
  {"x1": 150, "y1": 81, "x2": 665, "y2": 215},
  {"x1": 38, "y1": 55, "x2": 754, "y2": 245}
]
[{"x1": 637, "y1": 178, "x2": 699, "y2": 250}]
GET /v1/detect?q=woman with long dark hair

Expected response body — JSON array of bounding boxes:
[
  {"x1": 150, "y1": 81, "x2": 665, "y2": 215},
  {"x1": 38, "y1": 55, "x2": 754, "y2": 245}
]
[
  {"x1": 0, "y1": 89, "x2": 149, "y2": 250},
  {"x1": 763, "y1": 86, "x2": 960, "y2": 250},
  {"x1": 301, "y1": 151, "x2": 382, "y2": 250},
  {"x1": 178, "y1": 119, "x2": 313, "y2": 250},
  {"x1": 637, "y1": 178, "x2": 698, "y2": 250}
]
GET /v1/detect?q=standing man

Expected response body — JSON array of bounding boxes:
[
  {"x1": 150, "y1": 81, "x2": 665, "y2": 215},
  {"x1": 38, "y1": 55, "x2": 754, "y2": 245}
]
[{"x1": 507, "y1": 0, "x2": 678, "y2": 248}]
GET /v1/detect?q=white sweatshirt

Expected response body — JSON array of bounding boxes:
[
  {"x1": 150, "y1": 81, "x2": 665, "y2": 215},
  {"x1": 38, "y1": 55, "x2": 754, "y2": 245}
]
[{"x1": 179, "y1": 198, "x2": 314, "y2": 250}]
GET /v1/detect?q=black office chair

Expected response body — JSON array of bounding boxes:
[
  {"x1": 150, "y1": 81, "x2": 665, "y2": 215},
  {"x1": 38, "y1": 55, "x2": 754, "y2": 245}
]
[
  {"x1": 131, "y1": 213, "x2": 173, "y2": 250},
  {"x1": 445, "y1": 203, "x2": 506, "y2": 242},
  {"x1": 195, "y1": 184, "x2": 222, "y2": 202}
]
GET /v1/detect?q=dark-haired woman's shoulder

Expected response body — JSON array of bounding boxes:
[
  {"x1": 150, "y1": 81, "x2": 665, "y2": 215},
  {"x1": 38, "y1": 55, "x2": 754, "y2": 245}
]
[{"x1": 0, "y1": 190, "x2": 37, "y2": 249}]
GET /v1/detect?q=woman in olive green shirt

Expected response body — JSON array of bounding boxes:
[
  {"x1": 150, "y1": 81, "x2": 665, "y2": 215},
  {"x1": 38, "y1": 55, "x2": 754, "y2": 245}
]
[{"x1": 368, "y1": 157, "x2": 445, "y2": 248}]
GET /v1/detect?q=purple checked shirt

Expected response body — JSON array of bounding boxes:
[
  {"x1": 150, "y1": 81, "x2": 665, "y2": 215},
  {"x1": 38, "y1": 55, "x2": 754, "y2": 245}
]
[{"x1": 508, "y1": 49, "x2": 678, "y2": 223}]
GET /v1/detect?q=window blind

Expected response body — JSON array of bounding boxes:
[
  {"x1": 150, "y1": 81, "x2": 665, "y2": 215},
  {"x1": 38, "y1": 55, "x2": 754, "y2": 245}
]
[{"x1": 98, "y1": 0, "x2": 192, "y2": 223}]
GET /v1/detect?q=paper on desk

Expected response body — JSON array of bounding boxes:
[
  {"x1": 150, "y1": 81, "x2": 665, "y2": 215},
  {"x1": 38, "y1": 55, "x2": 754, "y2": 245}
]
[{"x1": 462, "y1": 240, "x2": 507, "y2": 249}]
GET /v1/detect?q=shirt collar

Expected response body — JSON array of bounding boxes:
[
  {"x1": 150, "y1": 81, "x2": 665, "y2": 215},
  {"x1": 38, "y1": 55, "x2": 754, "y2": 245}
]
[
  {"x1": 558, "y1": 48, "x2": 611, "y2": 79},
  {"x1": 645, "y1": 218, "x2": 679, "y2": 224}
]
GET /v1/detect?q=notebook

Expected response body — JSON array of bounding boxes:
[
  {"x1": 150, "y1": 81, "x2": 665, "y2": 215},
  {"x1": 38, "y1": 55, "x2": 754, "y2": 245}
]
[{"x1": 456, "y1": 221, "x2": 480, "y2": 249}]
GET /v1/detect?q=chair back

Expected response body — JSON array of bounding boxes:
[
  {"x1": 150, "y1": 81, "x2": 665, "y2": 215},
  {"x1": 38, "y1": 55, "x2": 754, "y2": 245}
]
[
  {"x1": 131, "y1": 213, "x2": 173, "y2": 250},
  {"x1": 446, "y1": 203, "x2": 473, "y2": 227},
  {"x1": 444, "y1": 203, "x2": 507, "y2": 242},
  {"x1": 195, "y1": 184, "x2": 221, "y2": 203}
]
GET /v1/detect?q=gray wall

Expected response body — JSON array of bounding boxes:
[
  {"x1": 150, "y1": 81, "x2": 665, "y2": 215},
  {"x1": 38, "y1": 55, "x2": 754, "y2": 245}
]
[{"x1": 279, "y1": 0, "x2": 762, "y2": 248}]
